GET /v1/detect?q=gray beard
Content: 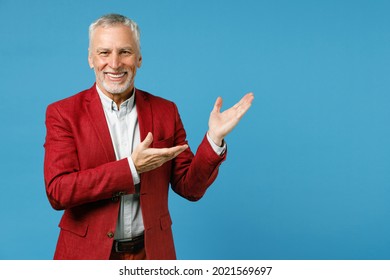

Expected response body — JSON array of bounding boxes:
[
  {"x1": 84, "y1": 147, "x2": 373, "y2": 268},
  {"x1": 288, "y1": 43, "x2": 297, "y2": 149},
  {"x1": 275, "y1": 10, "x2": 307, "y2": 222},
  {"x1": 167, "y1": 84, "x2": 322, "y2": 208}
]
[{"x1": 101, "y1": 76, "x2": 134, "y2": 95}]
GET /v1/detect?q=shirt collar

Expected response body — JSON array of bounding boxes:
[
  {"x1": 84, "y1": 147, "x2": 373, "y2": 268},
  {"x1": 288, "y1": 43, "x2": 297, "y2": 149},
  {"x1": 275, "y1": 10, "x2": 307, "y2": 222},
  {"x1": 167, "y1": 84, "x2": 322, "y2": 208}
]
[{"x1": 96, "y1": 84, "x2": 135, "y2": 112}]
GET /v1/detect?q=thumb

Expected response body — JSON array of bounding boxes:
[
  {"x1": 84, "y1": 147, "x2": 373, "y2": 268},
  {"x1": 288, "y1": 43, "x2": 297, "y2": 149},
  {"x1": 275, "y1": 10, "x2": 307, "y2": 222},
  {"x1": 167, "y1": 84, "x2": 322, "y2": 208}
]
[
  {"x1": 140, "y1": 132, "x2": 153, "y2": 149},
  {"x1": 213, "y1": 97, "x2": 223, "y2": 113}
]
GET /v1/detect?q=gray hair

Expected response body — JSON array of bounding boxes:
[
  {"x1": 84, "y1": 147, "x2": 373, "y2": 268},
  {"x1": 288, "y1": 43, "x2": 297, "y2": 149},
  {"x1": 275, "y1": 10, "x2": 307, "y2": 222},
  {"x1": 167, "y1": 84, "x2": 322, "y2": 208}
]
[{"x1": 89, "y1": 14, "x2": 141, "y2": 53}]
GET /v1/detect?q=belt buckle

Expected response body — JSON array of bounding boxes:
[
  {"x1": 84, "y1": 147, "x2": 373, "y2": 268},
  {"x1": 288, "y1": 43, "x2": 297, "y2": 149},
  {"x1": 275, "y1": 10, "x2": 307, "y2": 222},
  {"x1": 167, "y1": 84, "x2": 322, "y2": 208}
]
[
  {"x1": 114, "y1": 236, "x2": 143, "y2": 253},
  {"x1": 114, "y1": 241, "x2": 124, "y2": 253}
]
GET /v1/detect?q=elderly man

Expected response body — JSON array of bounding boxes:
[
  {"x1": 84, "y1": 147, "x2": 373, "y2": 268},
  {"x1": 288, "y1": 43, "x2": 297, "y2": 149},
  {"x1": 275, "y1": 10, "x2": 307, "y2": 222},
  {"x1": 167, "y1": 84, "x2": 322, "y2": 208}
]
[{"x1": 44, "y1": 13, "x2": 253, "y2": 260}]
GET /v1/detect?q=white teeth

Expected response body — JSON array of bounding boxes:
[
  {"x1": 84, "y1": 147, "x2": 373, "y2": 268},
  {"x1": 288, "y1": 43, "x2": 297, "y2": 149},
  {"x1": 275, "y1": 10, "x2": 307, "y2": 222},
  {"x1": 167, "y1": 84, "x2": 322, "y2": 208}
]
[{"x1": 107, "y1": 73, "x2": 126, "y2": 78}]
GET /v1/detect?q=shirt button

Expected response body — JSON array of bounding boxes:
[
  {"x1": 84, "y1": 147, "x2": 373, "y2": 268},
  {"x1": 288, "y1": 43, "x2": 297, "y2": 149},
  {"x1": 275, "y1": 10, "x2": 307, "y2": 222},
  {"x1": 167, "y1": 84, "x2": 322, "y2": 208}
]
[{"x1": 107, "y1": 232, "x2": 114, "y2": 238}]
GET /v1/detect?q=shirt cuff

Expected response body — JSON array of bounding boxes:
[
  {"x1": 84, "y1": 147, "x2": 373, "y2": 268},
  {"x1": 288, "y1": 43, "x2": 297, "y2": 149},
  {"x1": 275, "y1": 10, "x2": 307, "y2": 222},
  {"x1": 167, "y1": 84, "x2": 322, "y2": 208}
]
[
  {"x1": 207, "y1": 133, "x2": 227, "y2": 156},
  {"x1": 127, "y1": 157, "x2": 141, "y2": 185}
]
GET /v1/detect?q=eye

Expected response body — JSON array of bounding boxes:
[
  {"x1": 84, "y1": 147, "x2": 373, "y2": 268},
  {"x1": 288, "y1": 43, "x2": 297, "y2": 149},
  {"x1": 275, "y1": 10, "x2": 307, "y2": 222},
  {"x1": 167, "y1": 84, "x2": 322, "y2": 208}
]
[
  {"x1": 98, "y1": 51, "x2": 109, "y2": 57},
  {"x1": 121, "y1": 50, "x2": 133, "y2": 56}
]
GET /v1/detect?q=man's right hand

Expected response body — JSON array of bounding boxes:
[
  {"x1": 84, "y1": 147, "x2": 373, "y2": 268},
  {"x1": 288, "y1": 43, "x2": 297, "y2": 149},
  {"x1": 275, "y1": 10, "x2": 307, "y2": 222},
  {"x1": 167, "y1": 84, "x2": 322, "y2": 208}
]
[{"x1": 131, "y1": 132, "x2": 188, "y2": 174}]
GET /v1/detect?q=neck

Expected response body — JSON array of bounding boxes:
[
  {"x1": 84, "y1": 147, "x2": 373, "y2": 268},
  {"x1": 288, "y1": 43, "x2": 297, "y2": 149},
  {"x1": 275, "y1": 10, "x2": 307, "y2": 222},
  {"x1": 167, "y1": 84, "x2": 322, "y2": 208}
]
[{"x1": 110, "y1": 90, "x2": 134, "y2": 108}]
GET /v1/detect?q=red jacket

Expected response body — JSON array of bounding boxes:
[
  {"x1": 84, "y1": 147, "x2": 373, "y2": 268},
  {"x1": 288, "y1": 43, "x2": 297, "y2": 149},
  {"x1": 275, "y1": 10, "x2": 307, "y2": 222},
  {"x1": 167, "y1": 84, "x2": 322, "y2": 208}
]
[{"x1": 44, "y1": 85, "x2": 226, "y2": 259}]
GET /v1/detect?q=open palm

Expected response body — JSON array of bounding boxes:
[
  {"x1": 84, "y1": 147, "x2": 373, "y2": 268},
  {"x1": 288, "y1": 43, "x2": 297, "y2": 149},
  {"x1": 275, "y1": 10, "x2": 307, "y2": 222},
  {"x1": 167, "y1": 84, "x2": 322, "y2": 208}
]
[{"x1": 208, "y1": 92, "x2": 254, "y2": 146}]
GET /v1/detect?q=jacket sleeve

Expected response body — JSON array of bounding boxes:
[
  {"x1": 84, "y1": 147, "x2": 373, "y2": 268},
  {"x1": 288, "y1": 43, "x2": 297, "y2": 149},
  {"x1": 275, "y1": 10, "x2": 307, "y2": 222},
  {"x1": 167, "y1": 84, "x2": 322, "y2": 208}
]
[
  {"x1": 169, "y1": 103, "x2": 227, "y2": 201},
  {"x1": 43, "y1": 104, "x2": 136, "y2": 210}
]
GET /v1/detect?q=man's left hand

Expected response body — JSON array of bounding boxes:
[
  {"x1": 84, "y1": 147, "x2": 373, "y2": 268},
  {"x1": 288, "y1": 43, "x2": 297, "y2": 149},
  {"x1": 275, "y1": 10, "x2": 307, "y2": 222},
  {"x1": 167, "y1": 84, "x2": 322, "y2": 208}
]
[{"x1": 208, "y1": 92, "x2": 254, "y2": 146}]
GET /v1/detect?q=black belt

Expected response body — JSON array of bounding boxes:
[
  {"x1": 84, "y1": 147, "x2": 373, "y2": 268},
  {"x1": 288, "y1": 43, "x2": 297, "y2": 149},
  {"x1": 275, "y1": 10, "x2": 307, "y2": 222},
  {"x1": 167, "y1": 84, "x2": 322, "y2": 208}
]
[{"x1": 114, "y1": 235, "x2": 144, "y2": 253}]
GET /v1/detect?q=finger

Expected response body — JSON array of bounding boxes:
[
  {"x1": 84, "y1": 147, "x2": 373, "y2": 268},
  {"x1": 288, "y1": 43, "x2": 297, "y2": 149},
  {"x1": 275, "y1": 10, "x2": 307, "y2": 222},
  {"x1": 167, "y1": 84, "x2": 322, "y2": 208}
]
[
  {"x1": 140, "y1": 132, "x2": 153, "y2": 149},
  {"x1": 154, "y1": 144, "x2": 188, "y2": 158},
  {"x1": 212, "y1": 97, "x2": 223, "y2": 113},
  {"x1": 236, "y1": 104, "x2": 253, "y2": 121},
  {"x1": 166, "y1": 144, "x2": 188, "y2": 157},
  {"x1": 234, "y1": 92, "x2": 254, "y2": 109},
  {"x1": 136, "y1": 144, "x2": 189, "y2": 173},
  {"x1": 242, "y1": 92, "x2": 254, "y2": 105},
  {"x1": 174, "y1": 144, "x2": 189, "y2": 155},
  {"x1": 232, "y1": 94, "x2": 254, "y2": 119},
  {"x1": 239, "y1": 93, "x2": 254, "y2": 109}
]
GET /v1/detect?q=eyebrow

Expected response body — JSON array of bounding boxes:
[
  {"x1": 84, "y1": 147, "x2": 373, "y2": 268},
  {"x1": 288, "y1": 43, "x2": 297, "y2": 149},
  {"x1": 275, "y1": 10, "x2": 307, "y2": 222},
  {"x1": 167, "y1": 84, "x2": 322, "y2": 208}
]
[
  {"x1": 119, "y1": 47, "x2": 135, "y2": 52},
  {"x1": 95, "y1": 47, "x2": 134, "y2": 52},
  {"x1": 95, "y1": 48, "x2": 110, "y2": 53}
]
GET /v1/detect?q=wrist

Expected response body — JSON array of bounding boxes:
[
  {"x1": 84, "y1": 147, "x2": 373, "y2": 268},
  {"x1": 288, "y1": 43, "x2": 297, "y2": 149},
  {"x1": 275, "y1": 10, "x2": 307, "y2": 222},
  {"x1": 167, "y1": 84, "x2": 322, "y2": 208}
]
[{"x1": 207, "y1": 131, "x2": 223, "y2": 147}]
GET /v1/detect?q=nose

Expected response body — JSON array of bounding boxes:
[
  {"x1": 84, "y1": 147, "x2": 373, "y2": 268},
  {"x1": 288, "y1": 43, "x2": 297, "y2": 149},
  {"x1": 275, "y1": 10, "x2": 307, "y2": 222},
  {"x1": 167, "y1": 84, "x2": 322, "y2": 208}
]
[{"x1": 109, "y1": 52, "x2": 121, "y2": 69}]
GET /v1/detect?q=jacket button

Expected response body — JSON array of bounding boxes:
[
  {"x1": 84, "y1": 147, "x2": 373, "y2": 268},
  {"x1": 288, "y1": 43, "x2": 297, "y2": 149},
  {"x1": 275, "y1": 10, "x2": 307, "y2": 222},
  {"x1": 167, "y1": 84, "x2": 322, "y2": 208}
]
[{"x1": 107, "y1": 231, "x2": 114, "y2": 238}]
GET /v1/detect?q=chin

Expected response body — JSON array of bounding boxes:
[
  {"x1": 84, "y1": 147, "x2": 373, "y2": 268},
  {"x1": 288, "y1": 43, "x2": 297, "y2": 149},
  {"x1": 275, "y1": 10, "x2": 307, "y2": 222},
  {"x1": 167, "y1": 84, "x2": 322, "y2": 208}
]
[{"x1": 103, "y1": 81, "x2": 133, "y2": 95}]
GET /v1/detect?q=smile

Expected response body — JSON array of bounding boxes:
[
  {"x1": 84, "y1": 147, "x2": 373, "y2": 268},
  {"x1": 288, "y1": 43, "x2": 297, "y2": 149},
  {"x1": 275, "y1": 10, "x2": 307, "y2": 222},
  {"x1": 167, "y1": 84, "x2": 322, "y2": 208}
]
[{"x1": 105, "y1": 72, "x2": 127, "y2": 80}]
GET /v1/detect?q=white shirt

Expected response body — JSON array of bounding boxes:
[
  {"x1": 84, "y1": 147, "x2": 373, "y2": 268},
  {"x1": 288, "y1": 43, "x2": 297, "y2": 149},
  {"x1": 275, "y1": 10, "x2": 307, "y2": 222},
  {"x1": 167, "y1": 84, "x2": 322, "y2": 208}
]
[{"x1": 97, "y1": 85, "x2": 226, "y2": 241}]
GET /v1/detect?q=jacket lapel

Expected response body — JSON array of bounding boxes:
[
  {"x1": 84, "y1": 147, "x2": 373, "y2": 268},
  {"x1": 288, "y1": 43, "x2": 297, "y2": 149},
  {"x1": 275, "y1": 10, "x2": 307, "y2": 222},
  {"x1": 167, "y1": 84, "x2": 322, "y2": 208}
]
[
  {"x1": 83, "y1": 87, "x2": 154, "y2": 167},
  {"x1": 84, "y1": 85, "x2": 116, "y2": 163},
  {"x1": 135, "y1": 89, "x2": 153, "y2": 144},
  {"x1": 135, "y1": 89, "x2": 154, "y2": 193}
]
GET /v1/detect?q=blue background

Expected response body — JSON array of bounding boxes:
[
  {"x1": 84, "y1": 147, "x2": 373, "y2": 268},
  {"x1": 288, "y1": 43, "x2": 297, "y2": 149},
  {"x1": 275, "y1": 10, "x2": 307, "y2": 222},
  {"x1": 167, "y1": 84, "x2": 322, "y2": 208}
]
[{"x1": 1, "y1": 0, "x2": 389, "y2": 260}]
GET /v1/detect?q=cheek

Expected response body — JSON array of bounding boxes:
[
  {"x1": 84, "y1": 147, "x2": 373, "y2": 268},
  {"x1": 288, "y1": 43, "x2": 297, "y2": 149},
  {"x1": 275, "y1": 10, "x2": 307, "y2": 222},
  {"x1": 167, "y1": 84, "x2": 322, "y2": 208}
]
[
  {"x1": 90, "y1": 57, "x2": 107, "y2": 71},
  {"x1": 126, "y1": 58, "x2": 141, "y2": 70}
]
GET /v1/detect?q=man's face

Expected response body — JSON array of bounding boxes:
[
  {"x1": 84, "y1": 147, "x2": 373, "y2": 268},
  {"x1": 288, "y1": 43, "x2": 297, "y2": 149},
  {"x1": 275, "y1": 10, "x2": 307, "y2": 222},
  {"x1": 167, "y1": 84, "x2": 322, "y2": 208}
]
[{"x1": 88, "y1": 24, "x2": 142, "y2": 96}]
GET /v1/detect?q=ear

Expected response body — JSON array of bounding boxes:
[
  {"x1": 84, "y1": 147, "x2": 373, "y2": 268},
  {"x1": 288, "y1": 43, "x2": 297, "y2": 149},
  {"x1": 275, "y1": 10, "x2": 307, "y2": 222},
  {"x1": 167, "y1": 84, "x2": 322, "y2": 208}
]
[
  {"x1": 88, "y1": 50, "x2": 94, "y2": 69},
  {"x1": 137, "y1": 55, "x2": 142, "y2": 68}
]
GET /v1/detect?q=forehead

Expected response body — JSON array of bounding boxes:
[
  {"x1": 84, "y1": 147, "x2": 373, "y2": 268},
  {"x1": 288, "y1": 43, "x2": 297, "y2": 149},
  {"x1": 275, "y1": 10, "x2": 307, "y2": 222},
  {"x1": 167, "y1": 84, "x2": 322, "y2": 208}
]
[{"x1": 90, "y1": 24, "x2": 137, "y2": 48}]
